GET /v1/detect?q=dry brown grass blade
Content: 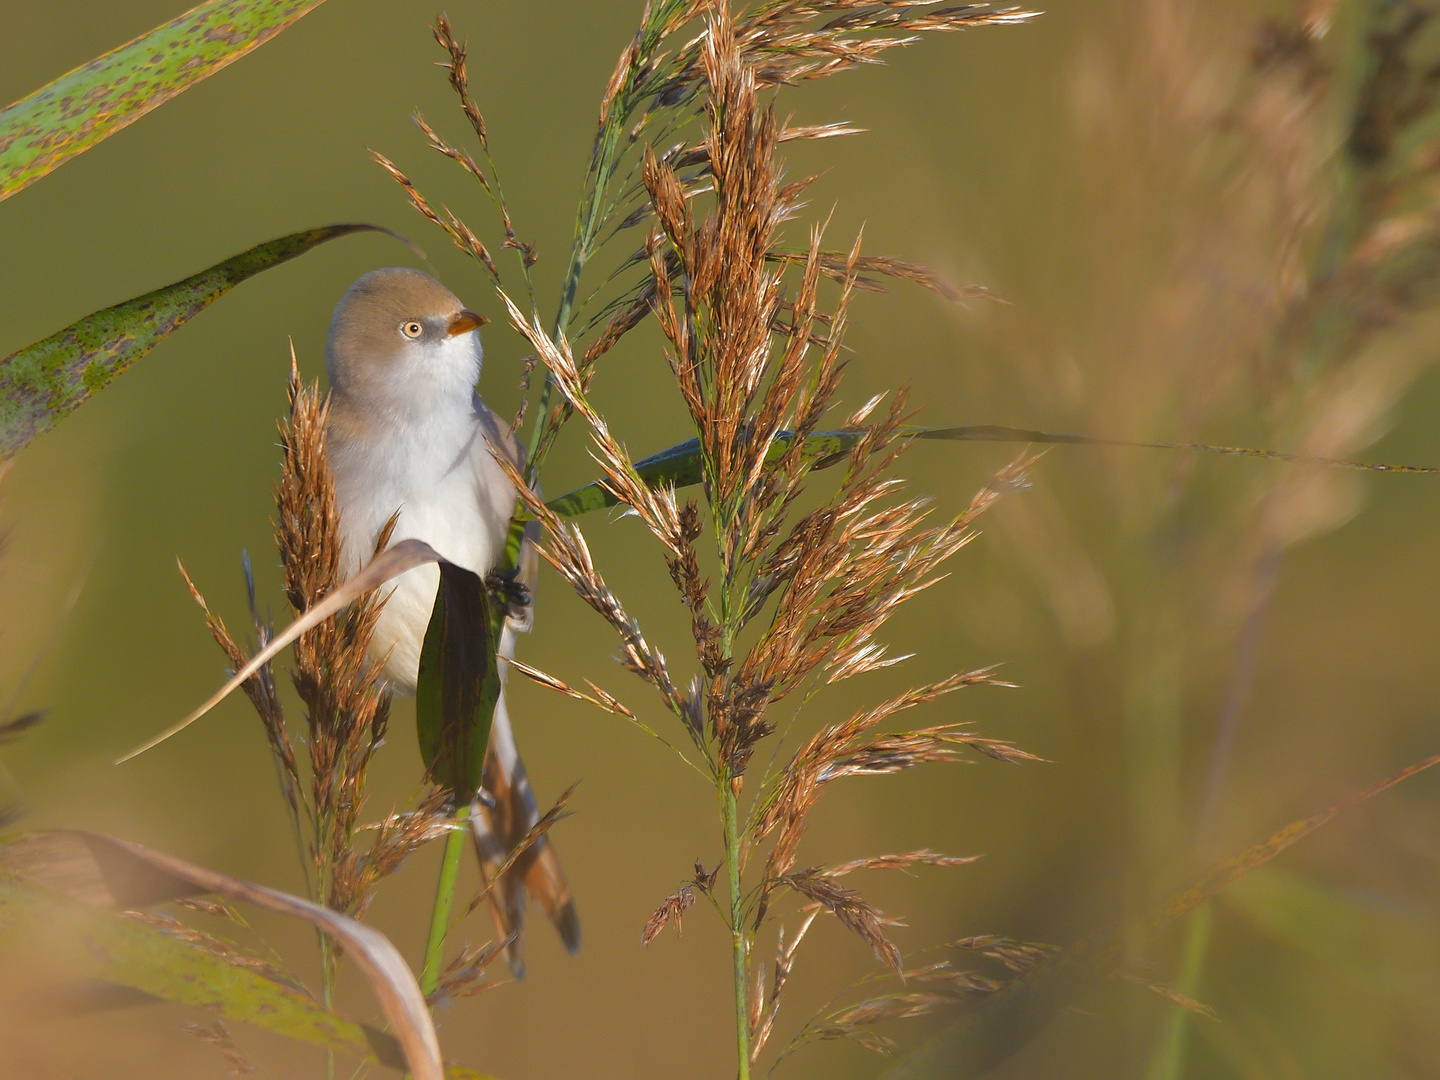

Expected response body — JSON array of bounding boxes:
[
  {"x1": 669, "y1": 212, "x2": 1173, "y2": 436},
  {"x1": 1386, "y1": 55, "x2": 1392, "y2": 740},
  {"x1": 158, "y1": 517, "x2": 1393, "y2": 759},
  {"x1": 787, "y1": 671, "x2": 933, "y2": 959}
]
[
  {"x1": 1, "y1": 830, "x2": 444, "y2": 1080},
  {"x1": 117, "y1": 538, "x2": 445, "y2": 763},
  {"x1": 1112, "y1": 971, "x2": 1218, "y2": 1022},
  {"x1": 1151, "y1": 751, "x2": 1440, "y2": 932},
  {"x1": 1, "y1": 831, "x2": 206, "y2": 909},
  {"x1": 883, "y1": 752, "x2": 1440, "y2": 1080}
]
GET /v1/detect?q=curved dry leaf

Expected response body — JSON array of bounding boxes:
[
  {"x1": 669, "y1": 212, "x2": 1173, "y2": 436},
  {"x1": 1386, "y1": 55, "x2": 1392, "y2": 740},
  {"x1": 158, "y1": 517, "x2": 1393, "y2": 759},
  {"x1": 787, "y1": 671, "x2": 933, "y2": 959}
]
[
  {"x1": 117, "y1": 538, "x2": 445, "y2": 763},
  {"x1": 1, "y1": 830, "x2": 444, "y2": 1080}
]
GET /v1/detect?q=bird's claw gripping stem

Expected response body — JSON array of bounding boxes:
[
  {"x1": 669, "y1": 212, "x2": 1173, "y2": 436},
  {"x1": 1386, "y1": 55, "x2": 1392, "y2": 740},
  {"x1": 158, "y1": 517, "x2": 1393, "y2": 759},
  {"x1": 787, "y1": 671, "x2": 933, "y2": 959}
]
[{"x1": 485, "y1": 568, "x2": 531, "y2": 621}]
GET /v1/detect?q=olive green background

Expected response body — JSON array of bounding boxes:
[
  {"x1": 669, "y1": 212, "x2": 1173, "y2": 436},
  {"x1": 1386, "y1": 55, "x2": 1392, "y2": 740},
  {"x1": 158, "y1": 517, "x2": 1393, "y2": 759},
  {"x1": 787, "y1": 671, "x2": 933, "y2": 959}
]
[{"x1": 3, "y1": 2, "x2": 1440, "y2": 1078}]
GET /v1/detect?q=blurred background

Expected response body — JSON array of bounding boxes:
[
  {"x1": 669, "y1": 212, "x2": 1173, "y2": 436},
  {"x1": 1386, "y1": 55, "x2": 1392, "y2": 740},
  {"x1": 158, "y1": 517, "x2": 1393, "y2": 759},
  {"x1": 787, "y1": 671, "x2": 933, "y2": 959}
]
[{"x1": 3, "y1": 0, "x2": 1440, "y2": 1077}]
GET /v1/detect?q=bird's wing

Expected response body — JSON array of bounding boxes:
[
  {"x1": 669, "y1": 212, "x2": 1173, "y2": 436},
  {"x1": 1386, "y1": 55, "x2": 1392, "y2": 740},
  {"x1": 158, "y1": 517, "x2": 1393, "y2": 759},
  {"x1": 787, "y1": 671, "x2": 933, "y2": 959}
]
[{"x1": 471, "y1": 393, "x2": 525, "y2": 471}]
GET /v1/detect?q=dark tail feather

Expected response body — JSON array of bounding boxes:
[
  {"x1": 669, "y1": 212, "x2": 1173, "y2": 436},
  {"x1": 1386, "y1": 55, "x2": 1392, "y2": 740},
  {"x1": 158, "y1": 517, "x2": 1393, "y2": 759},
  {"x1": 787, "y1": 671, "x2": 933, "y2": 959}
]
[
  {"x1": 470, "y1": 733, "x2": 580, "y2": 978},
  {"x1": 523, "y1": 837, "x2": 581, "y2": 954}
]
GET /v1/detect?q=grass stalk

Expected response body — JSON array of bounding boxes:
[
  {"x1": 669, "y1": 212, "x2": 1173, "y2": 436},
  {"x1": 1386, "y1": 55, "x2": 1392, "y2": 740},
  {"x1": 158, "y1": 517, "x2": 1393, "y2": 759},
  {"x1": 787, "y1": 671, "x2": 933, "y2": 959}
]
[
  {"x1": 520, "y1": 0, "x2": 692, "y2": 490},
  {"x1": 420, "y1": 802, "x2": 471, "y2": 996},
  {"x1": 414, "y1": 0, "x2": 651, "y2": 974},
  {"x1": 722, "y1": 773, "x2": 752, "y2": 1080},
  {"x1": 1145, "y1": 902, "x2": 1214, "y2": 1080}
]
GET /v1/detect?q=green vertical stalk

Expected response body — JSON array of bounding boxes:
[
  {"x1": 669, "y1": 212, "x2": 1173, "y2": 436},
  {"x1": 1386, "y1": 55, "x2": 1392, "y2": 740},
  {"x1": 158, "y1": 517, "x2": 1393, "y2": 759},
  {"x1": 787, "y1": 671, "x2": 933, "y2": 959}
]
[
  {"x1": 722, "y1": 773, "x2": 752, "y2": 1080},
  {"x1": 1146, "y1": 902, "x2": 1214, "y2": 1080},
  {"x1": 420, "y1": 802, "x2": 471, "y2": 997},
  {"x1": 419, "y1": 6, "x2": 651, "y2": 1017},
  {"x1": 318, "y1": 814, "x2": 337, "y2": 1080}
]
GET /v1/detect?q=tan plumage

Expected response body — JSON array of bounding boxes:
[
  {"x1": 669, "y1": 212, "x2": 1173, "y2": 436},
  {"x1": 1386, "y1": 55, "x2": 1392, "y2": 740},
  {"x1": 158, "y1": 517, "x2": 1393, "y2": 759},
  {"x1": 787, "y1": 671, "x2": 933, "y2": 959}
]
[{"x1": 325, "y1": 267, "x2": 579, "y2": 976}]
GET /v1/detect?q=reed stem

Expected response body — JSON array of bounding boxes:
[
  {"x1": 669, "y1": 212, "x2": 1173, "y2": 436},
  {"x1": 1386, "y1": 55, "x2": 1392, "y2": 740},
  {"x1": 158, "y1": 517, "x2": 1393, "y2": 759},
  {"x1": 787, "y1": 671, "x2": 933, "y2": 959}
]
[
  {"x1": 722, "y1": 773, "x2": 752, "y2": 1080},
  {"x1": 420, "y1": 802, "x2": 471, "y2": 997},
  {"x1": 1146, "y1": 902, "x2": 1213, "y2": 1080}
]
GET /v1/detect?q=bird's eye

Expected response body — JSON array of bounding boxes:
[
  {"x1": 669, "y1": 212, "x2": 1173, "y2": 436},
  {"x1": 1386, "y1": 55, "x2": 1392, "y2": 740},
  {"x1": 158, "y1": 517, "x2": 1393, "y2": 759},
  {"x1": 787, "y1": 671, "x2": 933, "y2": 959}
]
[{"x1": 400, "y1": 321, "x2": 424, "y2": 339}]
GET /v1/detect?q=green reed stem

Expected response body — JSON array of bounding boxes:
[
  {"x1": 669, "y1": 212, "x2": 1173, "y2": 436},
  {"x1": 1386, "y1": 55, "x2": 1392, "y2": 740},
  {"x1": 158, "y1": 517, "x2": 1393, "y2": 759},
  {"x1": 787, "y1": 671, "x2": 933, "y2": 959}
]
[
  {"x1": 722, "y1": 772, "x2": 752, "y2": 1080},
  {"x1": 511, "y1": 0, "x2": 687, "y2": 495},
  {"x1": 423, "y1": 8, "x2": 684, "y2": 1013},
  {"x1": 420, "y1": 803, "x2": 471, "y2": 998},
  {"x1": 1145, "y1": 902, "x2": 1213, "y2": 1080}
]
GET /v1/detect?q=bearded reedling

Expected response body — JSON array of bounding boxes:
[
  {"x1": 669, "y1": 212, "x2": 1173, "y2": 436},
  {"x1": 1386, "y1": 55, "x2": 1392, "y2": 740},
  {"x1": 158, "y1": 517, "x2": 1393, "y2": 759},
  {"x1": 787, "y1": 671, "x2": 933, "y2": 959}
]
[{"x1": 326, "y1": 267, "x2": 579, "y2": 975}]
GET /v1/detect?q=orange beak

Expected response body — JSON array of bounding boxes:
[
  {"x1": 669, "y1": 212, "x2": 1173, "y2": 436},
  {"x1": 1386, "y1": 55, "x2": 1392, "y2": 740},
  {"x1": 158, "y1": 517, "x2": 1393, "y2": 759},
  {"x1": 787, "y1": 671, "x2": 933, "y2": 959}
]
[{"x1": 446, "y1": 308, "x2": 488, "y2": 336}]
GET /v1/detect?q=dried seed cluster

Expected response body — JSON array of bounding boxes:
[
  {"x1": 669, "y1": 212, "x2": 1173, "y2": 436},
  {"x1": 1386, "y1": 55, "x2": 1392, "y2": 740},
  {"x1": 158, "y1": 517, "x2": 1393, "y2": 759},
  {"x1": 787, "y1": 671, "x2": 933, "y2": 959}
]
[
  {"x1": 481, "y1": 2, "x2": 1041, "y2": 1068},
  {"x1": 369, "y1": 0, "x2": 1039, "y2": 1066},
  {"x1": 183, "y1": 360, "x2": 504, "y2": 997}
]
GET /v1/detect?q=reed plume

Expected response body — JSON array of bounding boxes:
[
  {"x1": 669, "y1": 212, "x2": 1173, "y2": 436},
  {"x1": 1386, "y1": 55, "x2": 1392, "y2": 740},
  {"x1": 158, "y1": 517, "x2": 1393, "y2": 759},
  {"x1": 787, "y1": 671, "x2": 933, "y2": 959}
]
[
  {"x1": 477, "y1": 5, "x2": 1039, "y2": 1072},
  {"x1": 182, "y1": 358, "x2": 466, "y2": 998}
]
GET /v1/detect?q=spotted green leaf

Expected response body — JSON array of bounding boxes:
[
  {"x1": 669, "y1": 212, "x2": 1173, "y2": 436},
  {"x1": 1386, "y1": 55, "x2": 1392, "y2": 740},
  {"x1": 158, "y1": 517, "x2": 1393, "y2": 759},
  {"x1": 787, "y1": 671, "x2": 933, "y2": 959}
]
[
  {"x1": 0, "y1": 0, "x2": 330, "y2": 201},
  {"x1": 0, "y1": 224, "x2": 386, "y2": 459}
]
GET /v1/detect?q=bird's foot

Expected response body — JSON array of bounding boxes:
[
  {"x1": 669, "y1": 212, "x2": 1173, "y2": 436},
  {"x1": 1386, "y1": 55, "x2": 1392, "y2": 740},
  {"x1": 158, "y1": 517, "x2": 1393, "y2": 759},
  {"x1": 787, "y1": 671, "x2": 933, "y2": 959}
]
[{"x1": 485, "y1": 568, "x2": 531, "y2": 621}]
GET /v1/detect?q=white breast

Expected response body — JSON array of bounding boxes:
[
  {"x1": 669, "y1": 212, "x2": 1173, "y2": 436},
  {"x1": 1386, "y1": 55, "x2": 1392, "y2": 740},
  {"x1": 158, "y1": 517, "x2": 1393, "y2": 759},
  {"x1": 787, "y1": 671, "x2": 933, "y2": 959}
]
[{"x1": 329, "y1": 373, "x2": 516, "y2": 691}]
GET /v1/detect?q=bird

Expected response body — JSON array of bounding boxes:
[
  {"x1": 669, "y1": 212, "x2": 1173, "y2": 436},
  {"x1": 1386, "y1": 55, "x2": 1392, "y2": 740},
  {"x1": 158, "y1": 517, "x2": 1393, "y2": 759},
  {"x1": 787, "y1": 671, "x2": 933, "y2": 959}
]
[{"x1": 324, "y1": 266, "x2": 579, "y2": 977}]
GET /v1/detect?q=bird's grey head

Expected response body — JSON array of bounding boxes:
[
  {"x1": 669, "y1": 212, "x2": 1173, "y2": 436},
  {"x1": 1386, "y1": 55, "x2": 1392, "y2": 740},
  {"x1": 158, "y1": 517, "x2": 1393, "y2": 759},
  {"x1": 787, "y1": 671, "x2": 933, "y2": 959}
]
[{"x1": 326, "y1": 267, "x2": 487, "y2": 420}]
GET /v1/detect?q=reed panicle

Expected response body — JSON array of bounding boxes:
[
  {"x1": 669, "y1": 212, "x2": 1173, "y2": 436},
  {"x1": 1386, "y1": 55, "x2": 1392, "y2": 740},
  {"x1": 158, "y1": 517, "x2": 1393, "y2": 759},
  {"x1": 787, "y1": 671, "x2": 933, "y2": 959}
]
[
  {"x1": 15, "y1": 0, "x2": 1437, "y2": 1073},
  {"x1": 167, "y1": 0, "x2": 1035, "y2": 1065},
  {"x1": 426, "y1": 937, "x2": 511, "y2": 1007},
  {"x1": 183, "y1": 355, "x2": 454, "y2": 1001},
  {"x1": 474, "y1": 4, "x2": 1039, "y2": 1073},
  {"x1": 387, "y1": 1, "x2": 1029, "y2": 497}
]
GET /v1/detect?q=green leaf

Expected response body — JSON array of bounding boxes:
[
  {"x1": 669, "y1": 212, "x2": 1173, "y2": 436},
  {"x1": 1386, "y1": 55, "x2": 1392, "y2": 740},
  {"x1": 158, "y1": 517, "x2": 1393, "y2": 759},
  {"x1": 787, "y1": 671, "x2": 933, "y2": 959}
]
[
  {"x1": 543, "y1": 431, "x2": 859, "y2": 517},
  {"x1": 0, "y1": 224, "x2": 387, "y2": 459},
  {"x1": 0, "y1": 0, "x2": 330, "y2": 201},
  {"x1": 542, "y1": 424, "x2": 1440, "y2": 517},
  {"x1": 416, "y1": 564, "x2": 500, "y2": 801}
]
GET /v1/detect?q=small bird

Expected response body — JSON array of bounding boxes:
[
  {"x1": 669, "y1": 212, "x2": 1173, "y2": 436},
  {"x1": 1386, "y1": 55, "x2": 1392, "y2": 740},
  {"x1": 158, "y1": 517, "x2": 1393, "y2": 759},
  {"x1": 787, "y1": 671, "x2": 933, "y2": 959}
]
[{"x1": 325, "y1": 266, "x2": 579, "y2": 976}]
